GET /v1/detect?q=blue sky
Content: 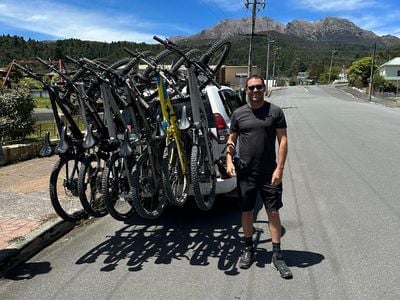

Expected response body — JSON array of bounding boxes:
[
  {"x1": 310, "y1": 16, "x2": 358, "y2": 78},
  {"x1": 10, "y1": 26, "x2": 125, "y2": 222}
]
[{"x1": 0, "y1": 0, "x2": 399, "y2": 43}]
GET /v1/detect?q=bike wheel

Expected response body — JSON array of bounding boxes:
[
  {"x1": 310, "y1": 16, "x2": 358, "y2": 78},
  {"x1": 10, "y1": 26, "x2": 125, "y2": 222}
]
[
  {"x1": 131, "y1": 152, "x2": 168, "y2": 219},
  {"x1": 190, "y1": 137, "x2": 216, "y2": 211},
  {"x1": 49, "y1": 157, "x2": 87, "y2": 222},
  {"x1": 162, "y1": 140, "x2": 189, "y2": 206},
  {"x1": 112, "y1": 50, "x2": 153, "y2": 77},
  {"x1": 201, "y1": 39, "x2": 231, "y2": 74},
  {"x1": 169, "y1": 48, "x2": 202, "y2": 75},
  {"x1": 140, "y1": 49, "x2": 178, "y2": 101},
  {"x1": 198, "y1": 39, "x2": 231, "y2": 90},
  {"x1": 78, "y1": 153, "x2": 108, "y2": 218},
  {"x1": 102, "y1": 152, "x2": 136, "y2": 221}
]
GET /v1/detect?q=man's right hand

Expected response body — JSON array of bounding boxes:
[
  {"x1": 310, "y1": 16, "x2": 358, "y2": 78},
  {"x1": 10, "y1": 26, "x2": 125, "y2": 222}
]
[{"x1": 226, "y1": 162, "x2": 236, "y2": 177}]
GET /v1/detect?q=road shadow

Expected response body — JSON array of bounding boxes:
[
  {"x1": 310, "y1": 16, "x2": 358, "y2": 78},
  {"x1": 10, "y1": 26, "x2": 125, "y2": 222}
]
[
  {"x1": 3, "y1": 262, "x2": 52, "y2": 280},
  {"x1": 75, "y1": 196, "x2": 324, "y2": 276}
]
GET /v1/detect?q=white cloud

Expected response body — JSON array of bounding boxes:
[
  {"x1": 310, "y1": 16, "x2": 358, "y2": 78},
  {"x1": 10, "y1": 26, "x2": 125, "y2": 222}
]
[
  {"x1": 297, "y1": 0, "x2": 376, "y2": 11},
  {"x1": 0, "y1": 0, "x2": 158, "y2": 42},
  {"x1": 26, "y1": 15, "x2": 49, "y2": 22},
  {"x1": 343, "y1": 9, "x2": 400, "y2": 37}
]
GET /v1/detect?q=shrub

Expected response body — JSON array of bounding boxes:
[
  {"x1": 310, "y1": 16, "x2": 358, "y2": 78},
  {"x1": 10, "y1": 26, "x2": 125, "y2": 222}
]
[{"x1": 0, "y1": 87, "x2": 36, "y2": 141}]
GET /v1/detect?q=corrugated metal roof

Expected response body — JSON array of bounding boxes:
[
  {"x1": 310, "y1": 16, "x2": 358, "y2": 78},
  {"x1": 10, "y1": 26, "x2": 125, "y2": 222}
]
[
  {"x1": 383, "y1": 76, "x2": 400, "y2": 81},
  {"x1": 379, "y1": 57, "x2": 400, "y2": 67}
]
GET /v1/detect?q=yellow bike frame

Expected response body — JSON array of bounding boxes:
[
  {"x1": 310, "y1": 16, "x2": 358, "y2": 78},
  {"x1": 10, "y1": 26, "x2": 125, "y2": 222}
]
[{"x1": 156, "y1": 74, "x2": 187, "y2": 174}]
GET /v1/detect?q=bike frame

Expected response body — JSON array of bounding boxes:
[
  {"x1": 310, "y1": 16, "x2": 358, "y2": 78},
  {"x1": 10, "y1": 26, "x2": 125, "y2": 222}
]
[{"x1": 156, "y1": 73, "x2": 188, "y2": 175}]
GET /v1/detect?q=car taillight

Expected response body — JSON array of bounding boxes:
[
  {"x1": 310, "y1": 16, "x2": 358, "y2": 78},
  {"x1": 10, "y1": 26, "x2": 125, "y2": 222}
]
[{"x1": 214, "y1": 113, "x2": 229, "y2": 144}]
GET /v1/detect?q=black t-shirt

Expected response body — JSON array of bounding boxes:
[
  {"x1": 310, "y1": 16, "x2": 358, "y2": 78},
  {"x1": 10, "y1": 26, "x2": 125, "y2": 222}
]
[{"x1": 230, "y1": 102, "x2": 287, "y2": 175}]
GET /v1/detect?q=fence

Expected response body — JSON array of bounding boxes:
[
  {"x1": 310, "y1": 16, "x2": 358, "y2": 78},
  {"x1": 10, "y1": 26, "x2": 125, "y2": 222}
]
[{"x1": 0, "y1": 118, "x2": 83, "y2": 145}]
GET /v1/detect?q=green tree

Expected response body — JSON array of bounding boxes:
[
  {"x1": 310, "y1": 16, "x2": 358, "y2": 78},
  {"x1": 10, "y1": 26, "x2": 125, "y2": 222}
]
[
  {"x1": 18, "y1": 77, "x2": 44, "y2": 89},
  {"x1": 308, "y1": 63, "x2": 325, "y2": 80},
  {"x1": 319, "y1": 66, "x2": 340, "y2": 84},
  {"x1": 348, "y1": 56, "x2": 376, "y2": 87},
  {"x1": 0, "y1": 87, "x2": 36, "y2": 140}
]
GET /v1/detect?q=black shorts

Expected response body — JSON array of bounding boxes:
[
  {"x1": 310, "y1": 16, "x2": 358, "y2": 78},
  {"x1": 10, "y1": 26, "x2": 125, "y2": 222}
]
[{"x1": 237, "y1": 172, "x2": 283, "y2": 212}]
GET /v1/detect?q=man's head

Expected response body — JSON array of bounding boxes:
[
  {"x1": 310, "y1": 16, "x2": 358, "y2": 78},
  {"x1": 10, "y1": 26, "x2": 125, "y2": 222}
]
[{"x1": 245, "y1": 75, "x2": 266, "y2": 103}]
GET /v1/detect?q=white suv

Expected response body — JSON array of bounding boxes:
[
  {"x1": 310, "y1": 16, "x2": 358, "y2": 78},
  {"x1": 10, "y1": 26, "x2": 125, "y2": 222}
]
[
  {"x1": 171, "y1": 84, "x2": 245, "y2": 195},
  {"x1": 205, "y1": 85, "x2": 245, "y2": 194}
]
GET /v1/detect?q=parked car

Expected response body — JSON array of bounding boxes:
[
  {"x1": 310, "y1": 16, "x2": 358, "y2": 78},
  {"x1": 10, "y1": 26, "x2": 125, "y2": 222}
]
[{"x1": 205, "y1": 85, "x2": 245, "y2": 195}]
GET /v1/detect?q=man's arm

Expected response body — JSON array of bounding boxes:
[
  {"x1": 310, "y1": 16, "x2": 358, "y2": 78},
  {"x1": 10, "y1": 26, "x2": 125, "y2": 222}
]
[
  {"x1": 271, "y1": 128, "x2": 288, "y2": 185},
  {"x1": 226, "y1": 132, "x2": 238, "y2": 177}
]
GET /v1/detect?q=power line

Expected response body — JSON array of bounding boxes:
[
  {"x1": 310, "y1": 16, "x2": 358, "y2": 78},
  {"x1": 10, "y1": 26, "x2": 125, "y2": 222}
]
[{"x1": 198, "y1": 0, "x2": 227, "y2": 21}]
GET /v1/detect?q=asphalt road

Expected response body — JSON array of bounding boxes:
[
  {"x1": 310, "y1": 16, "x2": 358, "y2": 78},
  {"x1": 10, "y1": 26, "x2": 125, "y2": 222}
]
[{"x1": 1, "y1": 85, "x2": 399, "y2": 299}]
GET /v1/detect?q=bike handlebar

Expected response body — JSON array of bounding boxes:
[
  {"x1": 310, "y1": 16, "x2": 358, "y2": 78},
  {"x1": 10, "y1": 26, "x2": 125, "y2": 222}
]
[
  {"x1": 36, "y1": 56, "x2": 73, "y2": 84},
  {"x1": 13, "y1": 62, "x2": 46, "y2": 85},
  {"x1": 152, "y1": 35, "x2": 220, "y2": 89}
]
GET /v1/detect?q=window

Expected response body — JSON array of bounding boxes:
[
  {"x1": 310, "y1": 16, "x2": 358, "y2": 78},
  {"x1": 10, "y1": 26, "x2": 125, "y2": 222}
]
[
  {"x1": 219, "y1": 89, "x2": 243, "y2": 117},
  {"x1": 397, "y1": 70, "x2": 400, "y2": 76}
]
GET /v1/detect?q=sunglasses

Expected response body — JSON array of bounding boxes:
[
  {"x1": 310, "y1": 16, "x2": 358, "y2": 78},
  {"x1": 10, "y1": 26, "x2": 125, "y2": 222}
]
[{"x1": 247, "y1": 84, "x2": 264, "y2": 91}]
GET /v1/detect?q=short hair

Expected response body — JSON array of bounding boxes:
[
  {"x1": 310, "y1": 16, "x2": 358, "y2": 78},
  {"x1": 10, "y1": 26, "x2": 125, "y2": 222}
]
[{"x1": 245, "y1": 74, "x2": 265, "y2": 88}]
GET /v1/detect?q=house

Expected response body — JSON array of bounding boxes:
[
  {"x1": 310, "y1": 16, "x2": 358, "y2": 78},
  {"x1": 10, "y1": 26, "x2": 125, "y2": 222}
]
[{"x1": 379, "y1": 57, "x2": 400, "y2": 86}]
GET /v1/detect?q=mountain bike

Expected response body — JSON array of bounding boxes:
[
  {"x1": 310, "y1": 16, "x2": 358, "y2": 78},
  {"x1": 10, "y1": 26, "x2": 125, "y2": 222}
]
[
  {"x1": 138, "y1": 52, "x2": 192, "y2": 207},
  {"x1": 14, "y1": 61, "x2": 88, "y2": 222},
  {"x1": 65, "y1": 55, "x2": 142, "y2": 218},
  {"x1": 152, "y1": 36, "x2": 231, "y2": 211},
  {"x1": 78, "y1": 53, "x2": 169, "y2": 220}
]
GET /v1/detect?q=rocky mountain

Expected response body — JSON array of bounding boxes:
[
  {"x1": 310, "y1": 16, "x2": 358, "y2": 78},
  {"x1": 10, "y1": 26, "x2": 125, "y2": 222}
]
[
  {"x1": 177, "y1": 17, "x2": 284, "y2": 40},
  {"x1": 173, "y1": 16, "x2": 400, "y2": 47},
  {"x1": 284, "y1": 17, "x2": 377, "y2": 41}
]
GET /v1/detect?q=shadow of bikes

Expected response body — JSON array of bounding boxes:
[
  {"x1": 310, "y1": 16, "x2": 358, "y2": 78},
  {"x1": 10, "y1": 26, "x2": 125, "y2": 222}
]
[{"x1": 75, "y1": 196, "x2": 324, "y2": 276}]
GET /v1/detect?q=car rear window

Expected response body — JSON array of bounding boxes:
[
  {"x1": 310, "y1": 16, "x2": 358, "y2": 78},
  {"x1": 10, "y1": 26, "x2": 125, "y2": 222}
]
[{"x1": 218, "y1": 89, "x2": 244, "y2": 117}]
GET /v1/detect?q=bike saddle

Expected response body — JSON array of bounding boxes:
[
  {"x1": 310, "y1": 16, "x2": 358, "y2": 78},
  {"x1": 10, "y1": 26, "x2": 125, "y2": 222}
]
[
  {"x1": 39, "y1": 131, "x2": 54, "y2": 157},
  {"x1": 152, "y1": 115, "x2": 165, "y2": 140},
  {"x1": 83, "y1": 123, "x2": 97, "y2": 149},
  {"x1": 119, "y1": 129, "x2": 133, "y2": 157},
  {"x1": 55, "y1": 126, "x2": 69, "y2": 154},
  {"x1": 178, "y1": 105, "x2": 191, "y2": 130}
]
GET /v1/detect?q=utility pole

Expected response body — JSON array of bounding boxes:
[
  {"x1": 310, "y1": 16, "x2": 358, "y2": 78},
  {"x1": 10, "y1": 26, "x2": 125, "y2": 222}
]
[
  {"x1": 328, "y1": 50, "x2": 336, "y2": 84},
  {"x1": 272, "y1": 46, "x2": 280, "y2": 86},
  {"x1": 265, "y1": 38, "x2": 274, "y2": 94},
  {"x1": 245, "y1": 0, "x2": 266, "y2": 77},
  {"x1": 369, "y1": 42, "x2": 376, "y2": 101}
]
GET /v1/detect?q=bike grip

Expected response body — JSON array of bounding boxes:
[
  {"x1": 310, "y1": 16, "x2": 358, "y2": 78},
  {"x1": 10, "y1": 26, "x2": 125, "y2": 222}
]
[
  {"x1": 36, "y1": 56, "x2": 47, "y2": 64},
  {"x1": 123, "y1": 47, "x2": 136, "y2": 56},
  {"x1": 153, "y1": 35, "x2": 165, "y2": 44},
  {"x1": 65, "y1": 55, "x2": 79, "y2": 65},
  {"x1": 81, "y1": 57, "x2": 94, "y2": 65}
]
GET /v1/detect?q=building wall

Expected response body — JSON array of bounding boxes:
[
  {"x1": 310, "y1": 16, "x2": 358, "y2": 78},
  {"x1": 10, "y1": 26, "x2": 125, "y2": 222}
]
[
  {"x1": 380, "y1": 65, "x2": 400, "y2": 77},
  {"x1": 220, "y1": 66, "x2": 260, "y2": 89}
]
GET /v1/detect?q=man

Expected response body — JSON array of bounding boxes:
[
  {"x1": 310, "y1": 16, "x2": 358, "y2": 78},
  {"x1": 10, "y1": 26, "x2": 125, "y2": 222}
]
[{"x1": 226, "y1": 75, "x2": 292, "y2": 279}]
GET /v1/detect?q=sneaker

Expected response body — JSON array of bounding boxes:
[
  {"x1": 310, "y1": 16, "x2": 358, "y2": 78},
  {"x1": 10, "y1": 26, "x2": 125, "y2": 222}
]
[
  {"x1": 239, "y1": 246, "x2": 254, "y2": 269},
  {"x1": 271, "y1": 253, "x2": 293, "y2": 279}
]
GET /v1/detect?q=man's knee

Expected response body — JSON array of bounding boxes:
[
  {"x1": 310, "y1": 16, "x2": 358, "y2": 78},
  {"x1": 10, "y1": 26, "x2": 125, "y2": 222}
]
[
  {"x1": 268, "y1": 208, "x2": 279, "y2": 215},
  {"x1": 242, "y1": 210, "x2": 253, "y2": 218},
  {"x1": 266, "y1": 208, "x2": 280, "y2": 219}
]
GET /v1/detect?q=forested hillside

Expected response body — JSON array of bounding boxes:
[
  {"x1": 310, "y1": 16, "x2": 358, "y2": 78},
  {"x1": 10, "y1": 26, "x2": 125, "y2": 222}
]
[{"x1": 1, "y1": 33, "x2": 400, "y2": 80}]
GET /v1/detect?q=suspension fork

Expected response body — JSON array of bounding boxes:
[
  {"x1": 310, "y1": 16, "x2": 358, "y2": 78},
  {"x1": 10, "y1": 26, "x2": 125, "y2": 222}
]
[{"x1": 187, "y1": 65, "x2": 214, "y2": 173}]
